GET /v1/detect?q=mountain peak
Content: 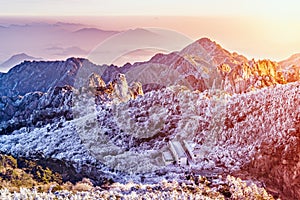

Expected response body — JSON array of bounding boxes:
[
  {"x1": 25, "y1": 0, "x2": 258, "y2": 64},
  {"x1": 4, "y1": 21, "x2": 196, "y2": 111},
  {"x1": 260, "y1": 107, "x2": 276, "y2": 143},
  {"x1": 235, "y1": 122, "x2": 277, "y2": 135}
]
[
  {"x1": 196, "y1": 37, "x2": 222, "y2": 52},
  {"x1": 12, "y1": 53, "x2": 29, "y2": 57},
  {"x1": 9, "y1": 53, "x2": 38, "y2": 60},
  {"x1": 180, "y1": 37, "x2": 230, "y2": 60},
  {"x1": 73, "y1": 27, "x2": 118, "y2": 34},
  {"x1": 196, "y1": 37, "x2": 215, "y2": 45},
  {"x1": 0, "y1": 53, "x2": 42, "y2": 73}
]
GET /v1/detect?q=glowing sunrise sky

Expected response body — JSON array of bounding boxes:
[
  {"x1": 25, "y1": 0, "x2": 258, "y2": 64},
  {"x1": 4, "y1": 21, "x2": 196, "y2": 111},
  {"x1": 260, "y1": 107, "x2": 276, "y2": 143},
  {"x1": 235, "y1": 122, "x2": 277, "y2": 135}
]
[
  {"x1": 1, "y1": 0, "x2": 300, "y2": 17},
  {"x1": 1, "y1": 0, "x2": 300, "y2": 61}
]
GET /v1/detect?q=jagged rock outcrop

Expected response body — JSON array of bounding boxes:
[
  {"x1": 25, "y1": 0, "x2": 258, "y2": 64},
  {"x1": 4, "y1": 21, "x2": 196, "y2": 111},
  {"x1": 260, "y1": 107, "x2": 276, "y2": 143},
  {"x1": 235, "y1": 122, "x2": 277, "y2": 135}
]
[
  {"x1": 87, "y1": 73, "x2": 106, "y2": 88},
  {"x1": 218, "y1": 59, "x2": 300, "y2": 94},
  {"x1": 110, "y1": 73, "x2": 144, "y2": 103},
  {"x1": 129, "y1": 81, "x2": 144, "y2": 99},
  {"x1": 125, "y1": 38, "x2": 300, "y2": 94},
  {"x1": 112, "y1": 73, "x2": 131, "y2": 102}
]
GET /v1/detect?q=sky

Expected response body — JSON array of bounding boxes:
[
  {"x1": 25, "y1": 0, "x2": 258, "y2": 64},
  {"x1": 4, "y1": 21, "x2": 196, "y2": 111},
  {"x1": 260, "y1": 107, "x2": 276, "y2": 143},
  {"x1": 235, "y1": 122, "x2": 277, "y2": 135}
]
[
  {"x1": 1, "y1": 0, "x2": 300, "y2": 18},
  {"x1": 1, "y1": 0, "x2": 300, "y2": 61}
]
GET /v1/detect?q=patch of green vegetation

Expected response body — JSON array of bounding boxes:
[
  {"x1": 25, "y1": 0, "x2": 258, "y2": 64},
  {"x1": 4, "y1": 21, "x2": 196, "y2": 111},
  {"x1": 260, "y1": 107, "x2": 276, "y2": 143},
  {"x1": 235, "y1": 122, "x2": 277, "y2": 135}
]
[
  {"x1": 0, "y1": 154, "x2": 62, "y2": 192},
  {"x1": 18, "y1": 159, "x2": 62, "y2": 184}
]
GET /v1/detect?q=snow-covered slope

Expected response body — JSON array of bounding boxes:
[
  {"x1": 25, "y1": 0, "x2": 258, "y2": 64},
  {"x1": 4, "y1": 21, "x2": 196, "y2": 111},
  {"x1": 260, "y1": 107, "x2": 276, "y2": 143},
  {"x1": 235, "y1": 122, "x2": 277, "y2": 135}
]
[{"x1": 1, "y1": 80, "x2": 299, "y2": 198}]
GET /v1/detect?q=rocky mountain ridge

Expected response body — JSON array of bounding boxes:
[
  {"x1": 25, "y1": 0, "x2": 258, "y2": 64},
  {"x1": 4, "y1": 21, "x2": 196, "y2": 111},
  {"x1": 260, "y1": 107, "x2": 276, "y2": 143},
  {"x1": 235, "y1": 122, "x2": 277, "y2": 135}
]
[{"x1": 0, "y1": 38, "x2": 299, "y2": 98}]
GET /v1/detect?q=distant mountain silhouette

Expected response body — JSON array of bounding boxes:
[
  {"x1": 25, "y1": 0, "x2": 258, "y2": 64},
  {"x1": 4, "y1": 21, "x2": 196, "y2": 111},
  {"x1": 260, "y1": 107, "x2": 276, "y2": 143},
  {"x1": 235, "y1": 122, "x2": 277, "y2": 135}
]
[
  {"x1": 0, "y1": 22, "x2": 120, "y2": 63},
  {"x1": 88, "y1": 28, "x2": 192, "y2": 65},
  {"x1": 279, "y1": 53, "x2": 300, "y2": 69},
  {"x1": 73, "y1": 28, "x2": 118, "y2": 35},
  {"x1": 0, "y1": 53, "x2": 42, "y2": 73}
]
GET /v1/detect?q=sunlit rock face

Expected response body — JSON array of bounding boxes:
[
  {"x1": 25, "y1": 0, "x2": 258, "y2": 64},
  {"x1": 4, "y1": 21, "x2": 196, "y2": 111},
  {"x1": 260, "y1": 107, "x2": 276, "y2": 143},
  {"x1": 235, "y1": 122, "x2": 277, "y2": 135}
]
[
  {"x1": 218, "y1": 59, "x2": 300, "y2": 94},
  {"x1": 112, "y1": 73, "x2": 131, "y2": 103},
  {"x1": 109, "y1": 73, "x2": 144, "y2": 103},
  {"x1": 129, "y1": 81, "x2": 144, "y2": 99},
  {"x1": 87, "y1": 73, "x2": 106, "y2": 88}
]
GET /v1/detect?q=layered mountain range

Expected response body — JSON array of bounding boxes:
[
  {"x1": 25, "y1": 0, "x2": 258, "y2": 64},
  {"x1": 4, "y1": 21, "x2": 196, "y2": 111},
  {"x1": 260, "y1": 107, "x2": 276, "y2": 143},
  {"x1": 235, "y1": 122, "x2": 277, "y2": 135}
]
[
  {"x1": 0, "y1": 23, "x2": 192, "y2": 70},
  {"x1": 0, "y1": 38, "x2": 300, "y2": 199},
  {"x1": 1, "y1": 38, "x2": 298, "y2": 97}
]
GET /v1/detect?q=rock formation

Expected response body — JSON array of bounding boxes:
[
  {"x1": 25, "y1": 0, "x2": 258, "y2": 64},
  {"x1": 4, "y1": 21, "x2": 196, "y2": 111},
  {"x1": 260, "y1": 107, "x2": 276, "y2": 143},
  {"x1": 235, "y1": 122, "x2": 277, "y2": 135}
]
[{"x1": 87, "y1": 73, "x2": 106, "y2": 88}]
